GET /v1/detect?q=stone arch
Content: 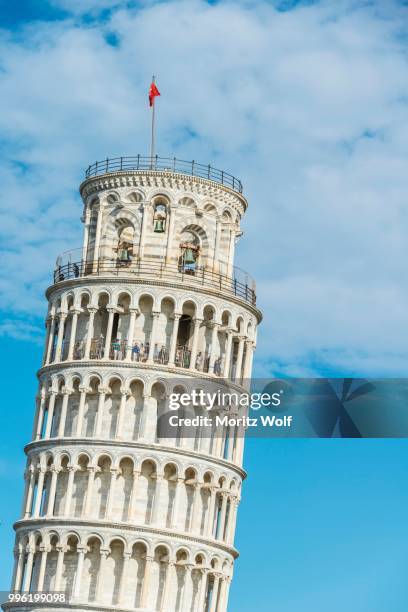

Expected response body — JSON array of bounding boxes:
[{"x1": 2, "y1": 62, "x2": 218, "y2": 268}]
[
  {"x1": 125, "y1": 189, "x2": 145, "y2": 203},
  {"x1": 176, "y1": 222, "x2": 210, "y2": 270},
  {"x1": 92, "y1": 454, "x2": 113, "y2": 520},
  {"x1": 103, "y1": 191, "x2": 121, "y2": 205},
  {"x1": 203, "y1": 201, "x2": 218, "y2": 215},
  {"x1": 178, "y1": 196, "x2": 197, "y2": 209},
  {"x1": 134, "y1": 458, "x2": 157, "y2": 525},
  {"x1": 112, "y1": 456, "x2": 136, "y2": 522}
]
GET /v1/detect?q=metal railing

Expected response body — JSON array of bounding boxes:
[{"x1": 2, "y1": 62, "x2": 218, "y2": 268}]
[
  {"x1": 56, "y1": 338, "x2": 225, "y2": 376},
  {"x1": 54, "y1": 258, "x2": 257, "y2": 306},
  {"x1": 84, "y1": 155, "x2": 243, "y2": 194}
]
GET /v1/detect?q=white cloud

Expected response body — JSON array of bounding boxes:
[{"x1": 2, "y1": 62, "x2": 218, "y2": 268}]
[{"x1": 1, "y1": 0, "x2": 408, "y2": 375}]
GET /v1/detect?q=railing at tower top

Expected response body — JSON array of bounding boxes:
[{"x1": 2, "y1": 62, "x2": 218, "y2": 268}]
[
  {"x1": 84, "y1": 156, "x2": 243, "y2": 194},
  {"x1": 53, "y1": 257, "x2": 257, "y2": 306}
]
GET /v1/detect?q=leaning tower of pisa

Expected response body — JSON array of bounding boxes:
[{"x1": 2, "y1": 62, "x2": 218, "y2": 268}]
[{"x1": 5, "y1": 155, "x2": 261, "y2": 612}]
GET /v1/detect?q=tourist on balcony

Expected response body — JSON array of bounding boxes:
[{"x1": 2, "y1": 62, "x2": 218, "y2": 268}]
[
  {"x1": 74, "y1": 340, "x2": 84, "y2": 360},
  {"x1": 140, "y1": 343, "x2": 149, "y2": 362},
  {"x1": 175, "y1": 347, "x2": 182, "y2": 367},
  {"x1": 112, "y1": 335, "x2": 122, "y2": 360},
  {"x1": 96, "y1": 334, "x2": 104, "y2": 359},
  {"x1": 195, "y1": 351, "x2": 203, "y2": 371},
  {"x1": 214, "y1": 356, "x2": 222, "y2": 376},
  {"x1": 158, "y1": 345, "x2": 167, "y2": 364},
  {"x1": 131, "y1": 342, "x2": 140, "y2": 361}
]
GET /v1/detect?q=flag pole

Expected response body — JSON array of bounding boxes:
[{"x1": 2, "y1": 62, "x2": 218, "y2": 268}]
[{"x1": 150, "y1": 75, "x2": 156, "y2": 164}]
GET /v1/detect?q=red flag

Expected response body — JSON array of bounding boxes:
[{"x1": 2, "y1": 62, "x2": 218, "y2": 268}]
[{"x1": 149, "y1": 81, "x2": 160, "y2": 107}]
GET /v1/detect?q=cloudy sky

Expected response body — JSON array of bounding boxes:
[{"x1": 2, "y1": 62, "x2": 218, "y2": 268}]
[
  {"x1": 1, "y1": 0, "x2": 408, "y2": 376},
  {"x1": 3, "y1": 2, "x2": 408, "y2": 610}
]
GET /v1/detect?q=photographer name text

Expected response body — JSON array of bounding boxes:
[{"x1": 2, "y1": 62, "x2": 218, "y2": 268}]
[{"x1": 168, "y1": 415, "x2": 293, "y2": 428}]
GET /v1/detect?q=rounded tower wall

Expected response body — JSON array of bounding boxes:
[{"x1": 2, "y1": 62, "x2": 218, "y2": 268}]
[{"x1": 5, "y1": 163, "x2": 259, "y2": 612}]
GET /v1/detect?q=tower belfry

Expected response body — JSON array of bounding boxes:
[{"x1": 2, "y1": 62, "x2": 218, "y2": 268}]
[{"x1": 6, "y1": 155, "x2": 261, "y2": 611}]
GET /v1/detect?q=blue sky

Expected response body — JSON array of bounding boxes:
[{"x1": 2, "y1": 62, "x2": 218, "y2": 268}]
[{"x1": 1, "y1": 0, "x2": 408, "y2": 610}]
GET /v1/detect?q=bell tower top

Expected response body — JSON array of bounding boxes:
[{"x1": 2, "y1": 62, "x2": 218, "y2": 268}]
[{"x1": 77, "y1": 154, "x2": 251, "y2": 284}]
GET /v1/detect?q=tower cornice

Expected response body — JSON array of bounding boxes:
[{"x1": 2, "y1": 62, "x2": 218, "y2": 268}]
[
  {"x1": 13, "y1": 518, "x2": 239, "y2": 559},
  {"x1": 80, "y1": 170, "x2": 248, "y2": 215},
  {"x1": 24, "y1": 437, "x2": 247, "y2": 480},
  {"x1": 45, "y1": 274, "x2": 262, "y2": 322}
]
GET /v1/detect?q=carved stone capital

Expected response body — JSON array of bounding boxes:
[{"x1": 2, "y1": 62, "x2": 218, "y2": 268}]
[{"x1": 79, "y1": 385, "x2": 92, "y2": 394}]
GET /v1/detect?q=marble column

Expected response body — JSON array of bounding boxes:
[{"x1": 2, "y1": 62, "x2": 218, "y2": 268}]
[
  {"x1": 151, "y1": 473, "x2": 163, "y2": 524},
  {"x1": 105, "y1": 468, "x2": 117, "y2": 519},
  {"x1": 75, "y1": 386, "x2": 90, "y2": 437},
  {"x1": 171, "y1": 477, "x2": 184, "y2": 529},
  {"x1": 209, "y1": 574, "x2": 220, "y2": 612},
  {"x1": 168, "y1": 313, "x2": 181, "y2": 366},
  {"x1": 103, "y1": 308, "x2": 116, "y2": 359},
  {"x1": 190, "y1": 318, "x2": 203, "y2": 370},
  {"x1": 44, "y1": 391, "x2": 57, "y2": 439},
  {"x1": 96, "y1": 549, "x2": 109, "y2": 602},
  {"x1": 37, "y1": 547, "x2": 49, "y2": 592},
  {"x1": 242, "y1": 340, "x2": 254, "y2": 382},
  {"x1": 33, "y1": 469, "x2": 45, "y2": 517},
  {"x1": 208, "y1": 323, "x2": 220, "y2": 373},
  {"x1": 118, "y1": 552, "x2": 131, "y2": 605},
  {"x1": 197, "y1": 569, "x2": 208, "y2": 611},
  {"x1": 147, "y1": 311, "x2": 160, "y2": 363},
  {"x1": 94, "y1": 387, "x2": 109, "y2": 437},
  {"x1": 81, "y1": 208, "x2": 91, "y2": 264},
  {"x1": 63, "y1": 466, "x2": 76, "y2": 516},
  {"x1": 92, "y1": 205, "x2": 103, "y2": 273},
  {"x1": 138, "y1": 202, "x2": 151, "y2": 260},
  {"x1": 116, "y1": 389, "x2": 130, "y2": 439},
  {"x1": 73, "y1": 547, "x2": 86, "y2": 598},
  {"x1": 67, "y1": 310, "x2": 80, "y2": 360},
  {"x1": 83, "y1": 467, "x2": 95, "y2": 517},
  {"x1": 234, "y1": 336, "x2": 245, "y2": 384},
  {"x1": 42, "y1": 317, "x2": 52, "y2": 365},
  {"x1": 13, "y1": 549, "x2": 25, "y2": 591},
  {"x1": 218, "y1": 493, "x2": 228, "y2": 540},
  {"x1": 206, "y1": 486, "x2": 217, "y2": 537},
  {"x1": 125, "y1": 308, "x2": 138, "y2": 361},
  {"x1": 190, "y1": 483, "x2": 202, "y2": 533},
  {"x1": 34, "y1": 390, "x2": 46, "y2": 441},
  {"x1": 223, "y1": 330, "x2": 233, "y2": 379},
  {"x1": 54, "y1": 313, "x2": 67, "y2": 362},
  {"x1": 84, "y1": 308, "x2": 96, "y2": 359},
  {"x1": 165, "y1": 206, "x2": 177, "y2": 263},
  {"x1": 57, "y1": 387, "x2": 72, "y2": 438},
  {"x1": 160, "y1": 560, "x2": 174, "y2": 611},
  {"x1": 140, "y1": 555, "x2": 154, "y2": 608},
  {"x1": 45, "y1": 466, "x2": 59, "y2": 517},
  {"x1": 24, "y1": 469, "x2": 35, "y2": 518},
  {"x1": 45, "y1": 315, "x2": 56, "y2": 365},
  {"x1": 22, "y1": 548, "x2": 34, "y2": 592},
  {"x1": 128, "y1": 469, "x2": 140, "y2": 520}
]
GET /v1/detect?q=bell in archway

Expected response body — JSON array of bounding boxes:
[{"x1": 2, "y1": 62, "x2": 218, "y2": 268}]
[
  {"x1": 184, "y1": 248, "x2": 196, "y2": 264},
  {"x1": 119, "y1": 247, "x2": 131, "y2": 261},
  {"x1": 154, "y1": 218, "x2": 165, "y2": 232}
]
